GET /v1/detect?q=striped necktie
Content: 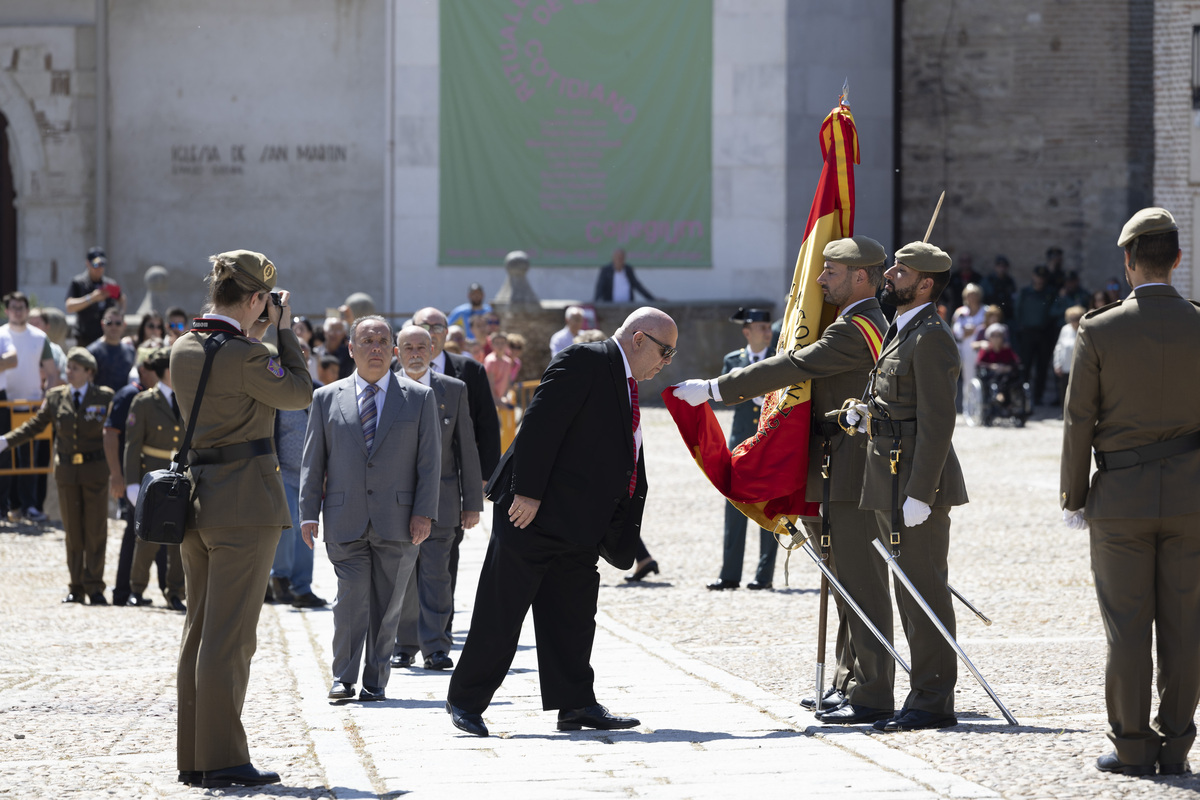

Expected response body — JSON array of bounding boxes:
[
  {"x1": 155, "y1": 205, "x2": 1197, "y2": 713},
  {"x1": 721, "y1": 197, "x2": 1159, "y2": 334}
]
[
  {"x1": 628, "y1": 377, "x2": 639, "y2": 497},
  {"x1": 360, "y1": 383, "x2": 379, "y2": 450}
]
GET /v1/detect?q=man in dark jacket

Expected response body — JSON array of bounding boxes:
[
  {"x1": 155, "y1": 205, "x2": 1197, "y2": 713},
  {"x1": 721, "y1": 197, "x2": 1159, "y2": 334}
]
[{"x1": 594, "y1": 248, "x2": 657, "y2": 303}]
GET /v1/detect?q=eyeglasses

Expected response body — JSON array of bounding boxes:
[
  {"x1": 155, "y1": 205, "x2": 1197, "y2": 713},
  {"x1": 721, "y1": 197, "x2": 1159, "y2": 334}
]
[
  {"x1": 637, "y1": 330, "x2": 676, "y2": 360},
  {"x1": 103, "y1": 319, "x2": 123, "y2": 326},
  {"x1": 485, "y1": 319, "x2": 501, "y2": 326},
  {"x1": 417, "y1": 322, "x2": 448, "y2": 334}
]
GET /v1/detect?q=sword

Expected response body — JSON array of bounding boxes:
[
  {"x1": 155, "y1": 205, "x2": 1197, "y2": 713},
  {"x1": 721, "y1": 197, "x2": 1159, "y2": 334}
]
[
  {"x1": 814, "y1": 575, "x2": 830, "y2": 709},
  {"x1": 870, "y1": 538, "x2": 1017, "y2": 725},
  {"x1": 950, "y1": 583, "x2": 993, "y2": 626},
  {"x1": 776, "y1": 520, "x2": 911, "y2": 676}
]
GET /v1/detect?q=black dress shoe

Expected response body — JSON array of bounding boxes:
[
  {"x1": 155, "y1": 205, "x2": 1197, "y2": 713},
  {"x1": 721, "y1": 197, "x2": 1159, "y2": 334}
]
[
  {"x1": 201, "y1": 762, "x2": 280, "y2": 788},
  {"x1": 446, "y1": 701, "x2": 489, "y2": 736},
  {"x1": 624, "y1": 560, "x2": 659, "y2": 582},
  {"x1": 873, "y1": 708, "x2": 957, "y2": 732},
  {"x1": 62, "y1": 593, "x2": 85, "y2": 604},
  {"x1": 88, "y1": 592, "x2": 108, "y2": 606},
  {"x1": 359, "y1": 686, "x2": 386, "y2": 701},
  {"x1": 268, "y1": 577, "x2": 293, "y2": 605},
  {"x1": 424, "y1": 651, "x2": 454, "y2": 670},
  {"x1": 706, "y1": 579, "x2": 739, "y2": 591},
  {"x1": 291, "y1": 591, "x2": 327, "y2": 608},
  {"x1": 328, "y1": 681, "x2": 356, "y2": 700},
  {"x1": 557, "y1": 704, "x2": 640, "y2": 731},
  {"x1": 177, "y1": 770, "x2": 201, "y2": 785},
  {"x1": 1095, "y1": 751, "x2": 1155, "y2": 776},
  {"x1": 815, "y1": 704, "x2": 894, "y2": 724},
  {"x1": 390, "y1": 652, "x2": 413, "y2": 669},
  {"x1": 127, "y1": 593, "x2": 152, "y2": 607},
  {"x1": 168, "y1": 596, "x2": 187, "y2": 612},
  {"x1": 746, "y1": 580, "x2": 773, "y2": 590},
  {"x1": 800, "y1": 687, "x2": 844, "y2": 711},
  {"x1": 1160, "y1": 760, "x2": 1191, "y2": 776}
]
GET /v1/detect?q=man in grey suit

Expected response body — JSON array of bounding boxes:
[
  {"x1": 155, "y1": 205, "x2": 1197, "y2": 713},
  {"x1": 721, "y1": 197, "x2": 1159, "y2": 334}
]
[
  {"x1": 392, "y1": 325, "x2": 483, "y2": 671},
  {"x1": 301, "y1": 315, "x2": 441, "y2": 702}
]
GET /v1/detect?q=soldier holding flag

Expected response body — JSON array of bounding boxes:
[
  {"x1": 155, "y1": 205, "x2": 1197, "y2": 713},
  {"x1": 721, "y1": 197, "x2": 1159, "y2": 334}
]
[{"x1": 674, "y1": 235, "x2": 893, "y2": 724}]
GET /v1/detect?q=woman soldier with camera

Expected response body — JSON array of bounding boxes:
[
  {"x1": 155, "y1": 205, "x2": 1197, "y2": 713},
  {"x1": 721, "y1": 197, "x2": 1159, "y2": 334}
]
[{"x1": 170, "y1": 250, "x2": 313, "y2": 789}]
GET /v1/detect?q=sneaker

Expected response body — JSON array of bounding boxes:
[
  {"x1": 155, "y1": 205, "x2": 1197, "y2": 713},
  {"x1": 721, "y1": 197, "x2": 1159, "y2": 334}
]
[{"x1": 25, "y1": 508, "x2": 49, "y2": 523}]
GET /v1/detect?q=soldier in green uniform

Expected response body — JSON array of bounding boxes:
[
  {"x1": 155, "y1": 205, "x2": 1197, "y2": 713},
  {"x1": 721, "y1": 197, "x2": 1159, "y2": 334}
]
[
  {"x1": 0, "y1": 347, "x2": 114, "y2": 604},
  {"x1": 170, "y1": 250, "x2": 312, "y2": 789},
  {"x1": 1061, "y1": 208, "x2": 1200, "y2": 777},
  {"x1": 122, "y1": 346, "x2": 185, "y2": 611},
  {"x1": 674, "y1": 236, "x2": 894, "y2": 723},
  {"x1": 857, "y1": 241, "x2": 968, "y2": 732}
]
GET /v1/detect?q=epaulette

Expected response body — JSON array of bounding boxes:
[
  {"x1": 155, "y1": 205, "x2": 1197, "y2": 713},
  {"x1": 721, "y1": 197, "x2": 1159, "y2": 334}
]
[
  {"x1": 723, "y1": 348, "x2": 745, "y2": 361},
  {"x1": 1083, "y1": 300, "x2": 1122, "y2": 319}
]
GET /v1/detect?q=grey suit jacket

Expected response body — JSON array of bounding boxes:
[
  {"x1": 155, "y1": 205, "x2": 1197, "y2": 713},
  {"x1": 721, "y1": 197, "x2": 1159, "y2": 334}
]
[
  {"x1": 300, "y1": 371, "x2": 441, "y2": 543},
  {"x1": 420, "y1": 371, "x2": 484, "y2": 525}
]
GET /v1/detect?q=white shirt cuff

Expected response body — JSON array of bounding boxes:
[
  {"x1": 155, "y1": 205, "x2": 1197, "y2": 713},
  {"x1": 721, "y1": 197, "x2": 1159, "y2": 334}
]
[{"x1": 709, "y1": 379, "x2": 722, "y2": 402}]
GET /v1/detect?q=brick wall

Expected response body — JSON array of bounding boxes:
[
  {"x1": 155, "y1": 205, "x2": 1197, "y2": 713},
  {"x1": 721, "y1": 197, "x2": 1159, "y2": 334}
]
[
  {"x1": 900, "y1": 0, "x2": 1153, "y2": 295},
  {"x1": 1153, "y1": 1, "x2": 1197, "y2": 296}
]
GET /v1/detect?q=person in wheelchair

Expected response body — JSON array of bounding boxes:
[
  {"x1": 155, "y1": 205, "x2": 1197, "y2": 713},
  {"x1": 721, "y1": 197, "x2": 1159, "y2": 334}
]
[{"x1": 974, "y1": 323, "x2": 1029, "y2": 420}]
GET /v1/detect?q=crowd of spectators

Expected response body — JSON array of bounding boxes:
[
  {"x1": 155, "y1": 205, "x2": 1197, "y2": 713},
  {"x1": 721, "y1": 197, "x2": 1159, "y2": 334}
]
[{"x1": 944, "y1": 246, "x2": 1119, "y2": 411}]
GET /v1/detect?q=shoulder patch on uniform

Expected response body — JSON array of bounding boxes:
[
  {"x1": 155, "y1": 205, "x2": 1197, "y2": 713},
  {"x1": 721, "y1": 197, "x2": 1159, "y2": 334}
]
[
  {"x1": 126, "y1": 411, "x2": 136, "y2": 427},
  {"x1": 1084, "y1": 300, "x2": 1122, "y2": 319},
  {"x1": 266, "y1": 357, "x2": 285, "y2": 378}
]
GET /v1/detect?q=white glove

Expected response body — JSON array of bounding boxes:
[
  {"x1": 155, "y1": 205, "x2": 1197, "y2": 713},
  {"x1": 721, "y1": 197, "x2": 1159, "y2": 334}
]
[
  {"x1": 126, "y1": 484, "x2": 139, "y2": 506},
  {"x1": 672, "y1": 379, "x2": 712, "y2": 407},
  {"x1": 1063, "y1": 509, "x2": 1088, "y2": 530},
  {"x1": 844, "y1": 402, "x2": 869, "y2": 433},
  {"x1": 0, "y1": 438, "x2": 8, "y2": 454},
  {"x1": 902, "y1": 496, "x2": 931, "y2": 528}
]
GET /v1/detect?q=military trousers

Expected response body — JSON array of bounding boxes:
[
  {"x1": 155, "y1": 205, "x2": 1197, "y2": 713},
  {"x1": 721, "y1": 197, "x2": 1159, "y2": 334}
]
[
  {"x1": 57, "y1": 475, "x2": 109, "y2": 596},
  {"x1": 130, "y1": 539, "x2": 184, "y2": 600},
  {"x1": 809, "y1": 501, "x2": 895, "y2": 710},
  {"x1": 176, "y1": 524, "x2": 280, "y2": 773},
  {"x1": 1090, "y1": 512, "x2": 1200, "y2": 767},
  {"x1": 720, "y1": 501, "x2": 776, "y2": 585},
  {"x1": 873, "y1": 506, "x2": 957, "y2": 715}
]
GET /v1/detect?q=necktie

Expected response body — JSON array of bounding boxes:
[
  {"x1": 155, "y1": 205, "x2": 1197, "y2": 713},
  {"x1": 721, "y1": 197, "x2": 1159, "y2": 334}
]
[
  {"x1": 750, "y1": 354, "x2": 759, "y2": 364},
  {"x1": 430, "y1": 360, "x2": 440, "y2": 374},
  {"x1": 171, "y1": 394, "x2": 181, "y2": 421},
  {"x1": 360, "y1": 383, "x2": 379, "y2": 451},
  {"x1": 881, "y1": 324, "x2": 898, "y2": 351},
  {"x1": 73, "y1": 391, "x2": 82, "y2": 411},
  {"x1": 628, "y1": 377, "x2": 639, "y2": 497}
]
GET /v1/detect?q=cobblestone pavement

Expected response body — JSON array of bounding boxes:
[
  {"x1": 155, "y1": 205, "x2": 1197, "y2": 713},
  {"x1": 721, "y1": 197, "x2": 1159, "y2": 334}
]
[{"x1": 0, "y1": 406, "x2": 1196, "y2": 799}]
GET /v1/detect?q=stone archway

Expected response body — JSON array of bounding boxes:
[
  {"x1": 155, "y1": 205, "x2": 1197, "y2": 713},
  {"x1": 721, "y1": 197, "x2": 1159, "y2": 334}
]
[{"x1": 0, "y1": 69, "x2": 46, "y2": 203}]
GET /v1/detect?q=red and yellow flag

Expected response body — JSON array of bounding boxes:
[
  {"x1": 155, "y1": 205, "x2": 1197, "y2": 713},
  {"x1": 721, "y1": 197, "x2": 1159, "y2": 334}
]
[{"x1": 664, "y1": 102, "x2": 860, "y2": 529}]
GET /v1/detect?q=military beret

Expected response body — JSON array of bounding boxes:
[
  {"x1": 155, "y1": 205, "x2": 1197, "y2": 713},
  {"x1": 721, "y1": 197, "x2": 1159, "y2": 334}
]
[
  {"x1": 895, "y1": 241, "x2": 952, "y2": 273},
  {"x1": 728, "y1": 307, "x2": 772, "y2": 324},
  {"x1": 217, "y1": 249, "x2": 276, "y2": 290},
  {"x1": 138, "y1": 345, "x2": 171, "y2": 371},
  {"x1": 67, "y1": 346, "x2": 97, "y2": 373},
  {"x1": 1117, "y1": 207, "x2": 1178, "y2": 247},
  {"x1": 823, "y1": 235, "x2": 887, "y2": 267}
]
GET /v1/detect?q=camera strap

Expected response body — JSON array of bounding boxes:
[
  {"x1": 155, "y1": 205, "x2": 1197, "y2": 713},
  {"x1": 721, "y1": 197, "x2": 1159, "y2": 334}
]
[{"x1": 172, "y1": 330, "x2": 233, "y2": 473}]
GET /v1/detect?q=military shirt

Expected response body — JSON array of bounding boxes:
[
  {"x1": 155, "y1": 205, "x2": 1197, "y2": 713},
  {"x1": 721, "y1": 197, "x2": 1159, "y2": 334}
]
[{"x1": 123, "y1": 385, "x2": 183, "y2": 482}]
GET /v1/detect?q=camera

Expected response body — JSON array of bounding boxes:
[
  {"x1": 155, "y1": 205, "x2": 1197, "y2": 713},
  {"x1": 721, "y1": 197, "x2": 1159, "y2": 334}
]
[{"x1": 257, "y1": 291, "x2": 283, "y2": 322}]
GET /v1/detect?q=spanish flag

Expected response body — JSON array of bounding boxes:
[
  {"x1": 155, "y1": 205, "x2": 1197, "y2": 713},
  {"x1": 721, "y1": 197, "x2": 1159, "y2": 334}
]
[{"x1": 664, "y1": 102, "x2": 859, "y2": 529}]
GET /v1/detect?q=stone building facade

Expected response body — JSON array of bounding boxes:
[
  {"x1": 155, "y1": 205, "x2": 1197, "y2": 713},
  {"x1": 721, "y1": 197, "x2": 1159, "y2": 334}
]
[{"x1": 898, "y1": 0, "x2": 1155, "y2": 293}]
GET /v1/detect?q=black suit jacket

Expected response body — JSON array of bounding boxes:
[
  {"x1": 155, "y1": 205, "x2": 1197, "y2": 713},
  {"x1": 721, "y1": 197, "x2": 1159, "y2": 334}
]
[
  {"x1": 593, "y1": 263, "x2": 656, "y2": 303},
  {"x1": 486, "y1": 339, "x2": 646, "y2": 569},
  {"x1": 440, "y1": 352, "x2": 501, "y2": 479}
]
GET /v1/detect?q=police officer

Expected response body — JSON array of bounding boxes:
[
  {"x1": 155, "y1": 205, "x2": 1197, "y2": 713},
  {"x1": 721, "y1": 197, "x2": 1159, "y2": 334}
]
[
  {"x1": 857, "y1": 241, "x2": 968, "y2": 732},
  {"x1": 0, "y1": 347, "x2": 114, "y2": 604},
  {"x1": 706, "y1": 307, "x2": 777, "y2": 590},
  {"x1": 170, "y1": 250, "x2": 312, "y2": 789},
  {"x1": 122, "y1": 346, "x2": 185, "y2": 611},
  {"x1": 1061, "y1": 208, "x2": 1200, "y2": 777},
  {"x1": 675, "y1": 236, "x2": 894, "y2": 722}
]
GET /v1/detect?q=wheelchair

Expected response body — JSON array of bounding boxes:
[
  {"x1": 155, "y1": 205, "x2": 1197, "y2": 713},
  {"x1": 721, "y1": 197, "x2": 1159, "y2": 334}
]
[{"x1": 964, "y1": 366, "x2": 1033, "y2": 427}]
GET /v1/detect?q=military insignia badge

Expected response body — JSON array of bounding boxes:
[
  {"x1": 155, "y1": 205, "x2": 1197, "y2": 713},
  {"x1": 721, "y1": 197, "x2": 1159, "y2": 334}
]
[
  {"x1": 266, "y1": 358, "x2": 285, "y2": 378},
  {"x1": 126, "y1": 412, "x2": 136, "y2": 427}
]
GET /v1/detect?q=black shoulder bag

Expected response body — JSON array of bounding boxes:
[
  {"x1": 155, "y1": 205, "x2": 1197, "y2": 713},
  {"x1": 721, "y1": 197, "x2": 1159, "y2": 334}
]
[{"x1": 134, "y1": 332, "x2": 230, "y2": 544}]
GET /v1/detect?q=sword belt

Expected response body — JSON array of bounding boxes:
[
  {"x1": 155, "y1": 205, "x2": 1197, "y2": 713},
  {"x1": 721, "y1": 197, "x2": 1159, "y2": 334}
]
[{"x1": 190, "y1": 437, "x2": 274, "y2": 466}]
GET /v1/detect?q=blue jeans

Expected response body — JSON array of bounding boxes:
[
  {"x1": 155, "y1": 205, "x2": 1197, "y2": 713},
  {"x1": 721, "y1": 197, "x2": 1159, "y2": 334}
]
[{"x1": 270, "y1": 475, "x2": 313, "y2": 595}]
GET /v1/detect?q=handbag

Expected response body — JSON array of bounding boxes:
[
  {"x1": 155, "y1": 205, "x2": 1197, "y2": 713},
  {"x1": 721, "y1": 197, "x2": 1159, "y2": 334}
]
[{"x1": 134, "y1": 332, "x2": 230, "y2": 544}]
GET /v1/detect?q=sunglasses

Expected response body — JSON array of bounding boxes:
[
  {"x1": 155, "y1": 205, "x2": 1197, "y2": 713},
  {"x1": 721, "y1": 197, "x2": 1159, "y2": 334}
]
[
  {"x1": 103, "y1": 319, "x2": 124, "y2": 326},
  {"x1": 637, "y1": 330, "x2": 676, "y2": 360}
]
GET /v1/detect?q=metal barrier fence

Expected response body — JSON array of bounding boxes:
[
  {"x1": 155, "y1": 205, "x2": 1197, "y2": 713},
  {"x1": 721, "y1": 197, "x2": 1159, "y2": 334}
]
[{"x1": 0, "y1": 399, "x2": 53, "y2": 476}]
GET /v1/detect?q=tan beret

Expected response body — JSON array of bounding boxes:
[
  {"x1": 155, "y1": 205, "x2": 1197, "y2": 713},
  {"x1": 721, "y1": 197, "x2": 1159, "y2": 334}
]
[
  {"x1": 66, "y1": 346, "x2": 97, "y2": 373},
  {"x1": 823, "y1": 235, "x2": 887, "y2": 267},
  {"x1": 895, "y1": 241, "x2": 952, "y2": 273},
  {"x1": 217, "y1": 249, "x2": 277, "y2": 290},
  {"x1": 138, "y1": 345, "x2": 171, "y2": 370},
  {"x1": 1117, "y1": 207, "x2": 1177, "y2": 247}
]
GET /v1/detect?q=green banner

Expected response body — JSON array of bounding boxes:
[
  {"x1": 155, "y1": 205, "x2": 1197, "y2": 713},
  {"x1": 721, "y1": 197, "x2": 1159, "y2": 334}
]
[{"x1": 440, "y1": 0, "x2": 712, "y2": 268}]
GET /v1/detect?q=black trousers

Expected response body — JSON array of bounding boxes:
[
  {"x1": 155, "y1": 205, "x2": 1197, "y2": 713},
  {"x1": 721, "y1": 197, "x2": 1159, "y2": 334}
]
[{"x1": 447, "y1": 509, "x2": 600, "y2": 715}]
